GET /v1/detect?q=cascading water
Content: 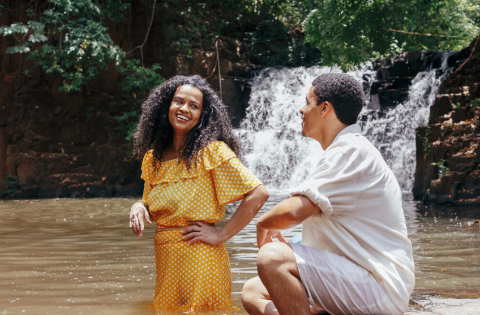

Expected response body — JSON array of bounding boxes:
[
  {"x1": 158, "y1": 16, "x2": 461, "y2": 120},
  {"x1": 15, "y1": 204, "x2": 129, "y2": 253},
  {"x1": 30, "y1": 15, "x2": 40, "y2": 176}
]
[
  {"x1": 360, "y1": 54, "x2": 452, "y2": 191},
  {"x1": 237, "y1": 54, "x2": 452, "y2": 193}
]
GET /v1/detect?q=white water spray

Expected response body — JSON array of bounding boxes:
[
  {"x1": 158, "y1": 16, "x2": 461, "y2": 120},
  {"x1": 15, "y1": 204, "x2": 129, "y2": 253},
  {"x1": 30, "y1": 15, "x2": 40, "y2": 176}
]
[{"x1": 237, "y1": 55, "x2": 451, "y2": 193}]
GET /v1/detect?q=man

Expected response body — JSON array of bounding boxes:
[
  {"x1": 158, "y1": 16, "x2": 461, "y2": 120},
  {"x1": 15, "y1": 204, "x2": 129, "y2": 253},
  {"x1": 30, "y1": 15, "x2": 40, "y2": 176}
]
[{"x1": 241, "y1": 73, "x2": 415, "y2": 315}]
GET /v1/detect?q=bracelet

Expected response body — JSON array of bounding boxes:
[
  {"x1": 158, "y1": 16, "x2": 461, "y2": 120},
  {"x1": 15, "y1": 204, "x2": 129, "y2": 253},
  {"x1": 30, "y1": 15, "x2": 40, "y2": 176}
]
[
  {"x1": 139, "y1": 200, "x2": 149, "y2": 212},
  {"x1": 132, "y1": 200, "x2": 148, "y2": 210},
  {"x1": 137, "y1": 200, "x2": 147, "y2": 208}
]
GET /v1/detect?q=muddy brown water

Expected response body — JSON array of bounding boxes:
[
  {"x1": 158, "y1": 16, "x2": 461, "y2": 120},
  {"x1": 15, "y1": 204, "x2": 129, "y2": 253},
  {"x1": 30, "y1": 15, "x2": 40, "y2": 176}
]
[{"x1": 1, "y1": 194, "x2": 479, "y2": 314}]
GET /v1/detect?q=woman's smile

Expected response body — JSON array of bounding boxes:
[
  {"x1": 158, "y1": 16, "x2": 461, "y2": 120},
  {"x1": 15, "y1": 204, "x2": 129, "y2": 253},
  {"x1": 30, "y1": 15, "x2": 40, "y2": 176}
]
[{"x1": 176, "y1": 114, "x2": 190, "y2": 121}]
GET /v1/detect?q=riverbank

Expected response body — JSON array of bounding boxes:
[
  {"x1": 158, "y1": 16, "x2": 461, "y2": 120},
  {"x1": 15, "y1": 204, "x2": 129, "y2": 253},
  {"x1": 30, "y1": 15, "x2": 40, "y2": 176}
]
[{"x1": 407, "y1": 298, "x2": 480, "y2": 314}]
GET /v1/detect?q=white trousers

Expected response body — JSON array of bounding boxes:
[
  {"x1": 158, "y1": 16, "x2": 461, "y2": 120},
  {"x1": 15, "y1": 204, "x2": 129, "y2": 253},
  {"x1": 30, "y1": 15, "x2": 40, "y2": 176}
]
[{"x1": 291, "y1": 243, "x2": 404, "y2": 315}]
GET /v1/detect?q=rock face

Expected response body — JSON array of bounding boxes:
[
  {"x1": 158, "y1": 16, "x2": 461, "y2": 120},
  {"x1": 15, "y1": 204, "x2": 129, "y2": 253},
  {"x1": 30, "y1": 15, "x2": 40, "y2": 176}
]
[
  {"x1": 369, "y1": 51, "x2": 445, "y2": 110},
  {"x1": 413, "y1": 37, "x2": 480, "y2": 205}
]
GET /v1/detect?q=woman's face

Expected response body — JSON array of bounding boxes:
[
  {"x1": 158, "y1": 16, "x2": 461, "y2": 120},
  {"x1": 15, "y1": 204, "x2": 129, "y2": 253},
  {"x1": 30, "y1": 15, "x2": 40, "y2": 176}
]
[{"x1": 168, "y1": 85, "x2": 204, "y2": 136}]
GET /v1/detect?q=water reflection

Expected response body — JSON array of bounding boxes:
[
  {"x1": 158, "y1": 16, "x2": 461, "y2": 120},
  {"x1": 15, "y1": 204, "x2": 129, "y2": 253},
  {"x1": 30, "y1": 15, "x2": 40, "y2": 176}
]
[{"x1": 0, "y1": 194, "x2": 479, "y2": 314}]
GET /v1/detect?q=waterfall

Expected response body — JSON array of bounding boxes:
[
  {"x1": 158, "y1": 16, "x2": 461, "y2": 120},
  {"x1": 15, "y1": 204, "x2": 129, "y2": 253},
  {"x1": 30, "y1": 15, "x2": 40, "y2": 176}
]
[{"x1": 237, "y1": 55, "x2": 451, "y2": 193}]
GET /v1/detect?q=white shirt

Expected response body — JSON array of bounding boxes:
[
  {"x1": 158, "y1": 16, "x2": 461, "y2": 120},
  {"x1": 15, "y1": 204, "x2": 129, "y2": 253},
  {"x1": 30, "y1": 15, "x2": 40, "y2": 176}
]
[{"x1": 290, "y1": 124, "x2": 415, "y2": 312}]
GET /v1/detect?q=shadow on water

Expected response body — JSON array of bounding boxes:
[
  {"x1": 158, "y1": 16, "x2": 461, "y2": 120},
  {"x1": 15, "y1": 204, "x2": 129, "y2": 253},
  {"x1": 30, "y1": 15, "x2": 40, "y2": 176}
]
[{"x1": 0, "y1": 194, "x2": 479, "y2": 314}]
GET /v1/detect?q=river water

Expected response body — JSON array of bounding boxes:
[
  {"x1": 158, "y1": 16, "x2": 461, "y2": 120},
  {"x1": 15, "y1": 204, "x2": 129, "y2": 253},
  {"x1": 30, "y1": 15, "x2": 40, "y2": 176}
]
[
  {"x1": 2, "y1": 59, "x2": 478, "y2": 313},
  {"x1": 1, "y1": 195, "x2": 479, "y2": 314}
]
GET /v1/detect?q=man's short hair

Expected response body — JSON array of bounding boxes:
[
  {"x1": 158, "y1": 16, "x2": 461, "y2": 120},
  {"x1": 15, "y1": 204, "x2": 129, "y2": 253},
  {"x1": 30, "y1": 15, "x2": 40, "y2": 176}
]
[{"x1": 312, "y1": 73, "x2": 364, "y2": 125}]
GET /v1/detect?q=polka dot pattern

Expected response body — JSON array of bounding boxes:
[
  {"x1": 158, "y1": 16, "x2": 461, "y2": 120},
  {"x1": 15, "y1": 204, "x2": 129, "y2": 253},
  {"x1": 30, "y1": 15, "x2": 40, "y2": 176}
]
[{"x1": 140, "y1": 141, "x2": 262, "y2": 311}]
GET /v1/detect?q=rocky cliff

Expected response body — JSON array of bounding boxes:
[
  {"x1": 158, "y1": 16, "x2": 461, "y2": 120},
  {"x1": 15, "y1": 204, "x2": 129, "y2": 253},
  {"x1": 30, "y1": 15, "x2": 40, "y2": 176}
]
[{"x1": 413, "y1": 37, "x2": 480, "y2": 205}]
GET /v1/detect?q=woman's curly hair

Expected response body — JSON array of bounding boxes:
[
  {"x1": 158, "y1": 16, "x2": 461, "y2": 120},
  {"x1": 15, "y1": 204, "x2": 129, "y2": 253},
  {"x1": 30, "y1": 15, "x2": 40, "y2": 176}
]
[{"x1": 133, "y1": 75, "x2": 242, "y2": 169}]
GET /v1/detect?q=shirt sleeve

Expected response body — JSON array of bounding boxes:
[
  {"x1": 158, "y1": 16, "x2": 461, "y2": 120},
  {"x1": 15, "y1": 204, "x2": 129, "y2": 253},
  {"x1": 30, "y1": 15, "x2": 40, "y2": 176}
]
[
  {"x1": 289, "y1": 150, "x2": 361, "y2": 218},
  {"x1": 212, "y1": 157, "x2": 263, "y2": 206}
]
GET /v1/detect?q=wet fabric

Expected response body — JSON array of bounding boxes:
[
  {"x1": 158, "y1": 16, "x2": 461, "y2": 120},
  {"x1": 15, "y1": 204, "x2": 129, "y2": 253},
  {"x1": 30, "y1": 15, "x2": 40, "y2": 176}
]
[
  {"x1": 290, "y1": 124, "x2": 415, "y2": 312},
  {"x1": 141, "y1": 141, "x2": 262, "y2": 311},
  {"x1": 292, "y1": 243, "x2": 403, "y2": 315}
]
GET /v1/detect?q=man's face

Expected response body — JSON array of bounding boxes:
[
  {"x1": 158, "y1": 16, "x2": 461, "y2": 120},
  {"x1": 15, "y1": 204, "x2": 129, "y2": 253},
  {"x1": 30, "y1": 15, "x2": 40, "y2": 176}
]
[{"x1": 299, "y1": 86, "x2": 321, "y2": 138}]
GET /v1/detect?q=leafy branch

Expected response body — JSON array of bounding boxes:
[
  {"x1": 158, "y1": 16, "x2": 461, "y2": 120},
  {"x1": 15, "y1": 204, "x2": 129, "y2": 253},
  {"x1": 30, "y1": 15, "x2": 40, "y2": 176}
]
[
  {"x1": 1, "y1": 0, "x2": 128, "y2": 92},
  {"x1": 431, "y1": 159, "x2": 449, "y2": 178}
]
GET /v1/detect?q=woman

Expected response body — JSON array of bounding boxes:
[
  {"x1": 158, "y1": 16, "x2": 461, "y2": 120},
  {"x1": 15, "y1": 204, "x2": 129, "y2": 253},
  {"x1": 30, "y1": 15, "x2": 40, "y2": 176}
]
[{"x1": 129, "y1": 75, "x2": 269, "y2": 311}]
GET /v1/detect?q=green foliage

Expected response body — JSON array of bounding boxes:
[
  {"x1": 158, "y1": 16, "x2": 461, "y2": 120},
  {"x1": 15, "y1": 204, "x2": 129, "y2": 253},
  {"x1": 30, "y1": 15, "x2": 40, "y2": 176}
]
[
  {"x1": 3, "y1": 174, "x2": 20, "y2": 195},
  {"x1": 303, "y1": 0, "x2": 480, "y2": 71},
  {"x1": 104, "y1": 0, "x2": 131, "y2": 21},
  {"x1": 156, "y1": 0, "x2": 319, "y2": 66},
  {"x1": 117, "y1": 60, "x2": 165, "y2": 97},
  {"x1": 246, "y1": 20, "x2": 291, "y2": 66},
  {"x1": 1, "y1": 0, "x2": 321, "y2": 89},
  {"x1": 431, "y1": 159, "x2": 449, "y2": 178},
  {"x1": 0, "y1": 21, "x2": 46, "y2": 55},
  {"x1": 263, "y1": 0, "x2": 316, "y2": 26},
  {"x1": 2, "y1": 0, "x2": 128, "y2": 92},
  {"x1": 245, "y1": 19, "x2": 321, "y2": 67},
  {"x1": 454, "y1": 102, "x2": 462, "y2": 109},
  {"x1": 115, "y1": 110, "x2": 140, "y2": 143},
  {"x1": 470, "y1": 98, "x2": 480, "y2": 108},
  {"x1": 416, "y1": 127, "x2": 431, "y2": 157},
  {"x1": 34, "y1": 0, "x2": 126, "y2": 91},
  {"x1": 0, "y1": 23, "x2": 29, "y2": 35}
]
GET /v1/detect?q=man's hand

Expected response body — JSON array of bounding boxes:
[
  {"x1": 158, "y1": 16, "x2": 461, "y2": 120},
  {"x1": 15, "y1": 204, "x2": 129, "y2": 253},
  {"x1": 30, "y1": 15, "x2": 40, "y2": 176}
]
[
  {"x1": 255, "y1": 195, "x2": 320, "y2": 248},
  {"x1": 257, "y1": 225, "x2": 287, "y2": 248},
  {"x1": 182, "y1": 221, "x2": 224, "y2": 245},
  {"x1": 130, "y1": 201, "x2": 153, "y2": 238}
]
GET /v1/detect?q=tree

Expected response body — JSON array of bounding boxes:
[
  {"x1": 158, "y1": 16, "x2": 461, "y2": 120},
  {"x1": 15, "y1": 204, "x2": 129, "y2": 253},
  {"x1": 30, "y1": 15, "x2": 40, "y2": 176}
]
[
  {"x1": 0, "y1": 0, "x2": 132, "y2": 92},
  {"x1": 302, "y1": 0, "x2": 480, "y2": 71}
]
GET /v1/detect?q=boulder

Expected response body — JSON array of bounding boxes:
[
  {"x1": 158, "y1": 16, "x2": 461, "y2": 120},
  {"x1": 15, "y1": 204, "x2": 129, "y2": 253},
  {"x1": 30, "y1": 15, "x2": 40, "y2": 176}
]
[
  {"x1": 430, "y1": 95, "x2": 453, "y2": 124},
  {"x1": 377, "y1": 88, "x2": 409, "y2": 108}
]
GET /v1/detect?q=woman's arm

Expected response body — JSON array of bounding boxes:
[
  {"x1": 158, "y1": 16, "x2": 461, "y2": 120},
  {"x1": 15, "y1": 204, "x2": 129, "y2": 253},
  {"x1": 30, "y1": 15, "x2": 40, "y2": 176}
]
[
  {"x1": 182, "y1": 185, "x2": 269, "y2": 245},
  {"x1": 130, "y1": 201, "x2": 154, "y2": 238}
]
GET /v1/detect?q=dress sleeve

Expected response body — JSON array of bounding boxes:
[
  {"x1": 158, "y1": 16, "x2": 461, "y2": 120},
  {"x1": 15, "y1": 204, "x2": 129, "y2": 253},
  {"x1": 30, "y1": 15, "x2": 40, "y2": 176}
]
[
  {"x1": 142, "y1": 181, "x2": 154, "y2": 203},
  {"x1": 141, "y1": 150, "x2": 154, "y2": 203},
  {"x1": 212, "y1": 157, "x2": 263, "y2": 205},
  {"x1": 204, "y1": 142, "x2": 262, "y2": 206},
  {"x1": 289, "y1": 150, "x2": 361, "y2": 218}
]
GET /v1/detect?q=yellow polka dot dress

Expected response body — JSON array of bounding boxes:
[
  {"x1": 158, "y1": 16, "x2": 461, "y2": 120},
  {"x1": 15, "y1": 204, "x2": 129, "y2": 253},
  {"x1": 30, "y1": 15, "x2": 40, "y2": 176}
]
[{"x1": 141, "y1": 141, "x2": 262, "y2": 312}]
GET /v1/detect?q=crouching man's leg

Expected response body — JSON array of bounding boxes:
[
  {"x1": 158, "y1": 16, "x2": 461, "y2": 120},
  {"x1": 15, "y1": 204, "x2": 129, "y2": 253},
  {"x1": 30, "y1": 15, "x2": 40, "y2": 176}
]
[
  {"x1": 241, "y1": 242, "x2": 312, "y2": 315},
  {"x1": 243, "y1": 241, "x2": 403, "y2": 315}
]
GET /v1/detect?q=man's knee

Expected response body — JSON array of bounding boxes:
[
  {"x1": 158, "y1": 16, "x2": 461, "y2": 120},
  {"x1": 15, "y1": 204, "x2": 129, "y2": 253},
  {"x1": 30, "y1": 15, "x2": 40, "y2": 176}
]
[
  {"x1": 242, "y1": 277, "x2": 260, "y2": 300},
  {"x1": 257, "y1": 242, "x2": 295, "y2": 275},
  {"x1": 241, "y1": 277, "x2": 263, "y2": 312}
]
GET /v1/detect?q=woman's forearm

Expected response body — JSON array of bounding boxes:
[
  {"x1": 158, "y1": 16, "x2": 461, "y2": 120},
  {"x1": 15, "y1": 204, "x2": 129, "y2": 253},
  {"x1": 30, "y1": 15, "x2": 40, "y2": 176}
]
[{"x1": 217, "y1": 185, "x2": 269, "y2": 242}]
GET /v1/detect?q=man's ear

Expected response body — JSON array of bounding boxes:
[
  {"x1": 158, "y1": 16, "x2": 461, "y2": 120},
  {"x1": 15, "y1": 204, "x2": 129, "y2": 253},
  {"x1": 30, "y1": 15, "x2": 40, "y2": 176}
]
[{"x1": 319, "y1": 101, "x2": 330, "y2": 114}]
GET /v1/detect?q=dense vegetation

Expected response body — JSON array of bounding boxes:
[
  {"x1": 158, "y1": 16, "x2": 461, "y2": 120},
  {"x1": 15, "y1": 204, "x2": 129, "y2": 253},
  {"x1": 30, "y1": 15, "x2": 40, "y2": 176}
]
[
  {"x1": 303, "y1": 0, "x2": 480, "y2": 70},
  {"x1": 0, "y1": 0, "x2": 318, "y2": 94},
  {"x1": 0, "y1": 0, "x2": 132, "y2": 92},
  {"x1": 1, "y1": 0, "x2": 479, "y2": 89}
]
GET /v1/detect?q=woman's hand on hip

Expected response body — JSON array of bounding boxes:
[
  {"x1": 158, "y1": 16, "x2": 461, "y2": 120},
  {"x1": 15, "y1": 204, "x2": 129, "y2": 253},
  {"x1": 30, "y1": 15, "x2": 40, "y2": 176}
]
[
  {"x1": 130, "y1": 201, "x2": 153, "y2": 238},
  {"x1": 182, "y1": 221, "x2": 223, "y2": 246}
]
